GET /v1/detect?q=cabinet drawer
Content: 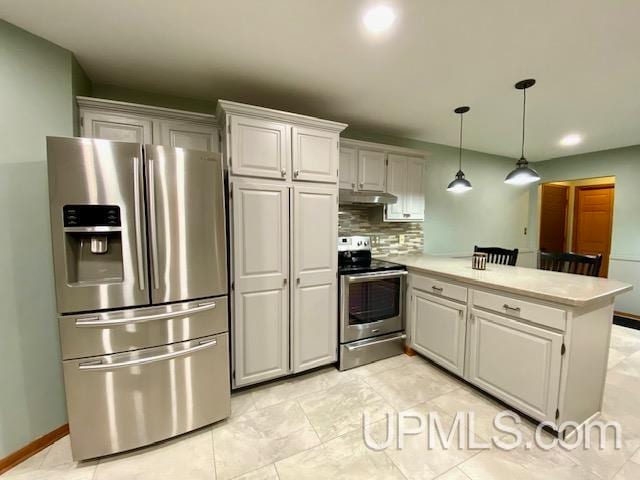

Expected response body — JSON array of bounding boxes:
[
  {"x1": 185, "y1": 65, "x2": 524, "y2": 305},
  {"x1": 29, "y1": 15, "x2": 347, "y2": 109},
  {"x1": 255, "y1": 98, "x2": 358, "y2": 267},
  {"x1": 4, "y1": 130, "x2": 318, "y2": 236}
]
[
  {"x1": 472, "y1": 289, "x2": 566, "y2": 331},
  {"x1": 411, "y1": 274, "x2": 467, "y2": 303}
]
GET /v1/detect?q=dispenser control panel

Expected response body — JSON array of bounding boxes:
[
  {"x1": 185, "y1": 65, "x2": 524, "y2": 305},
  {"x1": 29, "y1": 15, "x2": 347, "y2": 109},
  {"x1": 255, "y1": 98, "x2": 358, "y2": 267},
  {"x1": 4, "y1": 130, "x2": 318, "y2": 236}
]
[{"x1": 63, "y1": 205, "x2": 121, "y2": 227}]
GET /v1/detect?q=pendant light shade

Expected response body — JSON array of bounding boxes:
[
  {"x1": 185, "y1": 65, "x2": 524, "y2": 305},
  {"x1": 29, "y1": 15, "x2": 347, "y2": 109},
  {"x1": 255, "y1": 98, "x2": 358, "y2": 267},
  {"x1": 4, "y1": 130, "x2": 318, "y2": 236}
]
[
  {"x1": 447, "y1": 106, "x2": 472, "y2": 193},
  {"x1": 505, "y1": 79, "x2": 541, "y2": 186}
]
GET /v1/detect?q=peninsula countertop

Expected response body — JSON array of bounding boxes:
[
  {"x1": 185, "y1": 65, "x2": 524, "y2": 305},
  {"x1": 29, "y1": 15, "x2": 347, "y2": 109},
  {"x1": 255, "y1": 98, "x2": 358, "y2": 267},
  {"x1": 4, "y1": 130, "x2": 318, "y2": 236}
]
[{"x1": 381, "y1": 254, "x2": 632, "y2": 307}]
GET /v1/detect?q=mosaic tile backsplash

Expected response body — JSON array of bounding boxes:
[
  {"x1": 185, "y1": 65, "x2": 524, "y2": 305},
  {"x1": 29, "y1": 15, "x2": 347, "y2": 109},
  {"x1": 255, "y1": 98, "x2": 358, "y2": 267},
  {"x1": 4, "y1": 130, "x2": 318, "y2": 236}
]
[{"x1": 338, "y1": 204, "x2": 424, "y2": 257}]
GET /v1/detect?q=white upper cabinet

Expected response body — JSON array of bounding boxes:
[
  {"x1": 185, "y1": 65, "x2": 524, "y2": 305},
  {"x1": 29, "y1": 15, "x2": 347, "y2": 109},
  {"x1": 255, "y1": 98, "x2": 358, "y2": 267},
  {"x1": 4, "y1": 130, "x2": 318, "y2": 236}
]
[
  {"x1": 385, "y1": 154, "x2": 424, "y2": 222},
  {"x1": 357, "y1": 149, "x2": 386, "y2": 192},
  {"x1": 292, "y1": 126, "x2": 339, "y2": 183},
  {"x1": 229, "y1": 116, "x2": 289, "y2": 180},
  {"x1": 158, "y1": 120, "x2": 219, "y2": 152},
  {"x1": 77, "y1": 97, "x2": 217, "y2": 151},
  {"x1": 217, "y1": 101, "x2": 347, "y2": 183},
  {"x1": 338, "y1": 147, "x2": 357, "y2": 190},
  {"x1": 292, "y1": 185, "x2": 338, "y2": 372},
  {"x1": 81, "y1": 111, "x2": 153, "y2": 144},
  {"x1": 231, "y1": 181, "x2": 290, "y2": 387}
]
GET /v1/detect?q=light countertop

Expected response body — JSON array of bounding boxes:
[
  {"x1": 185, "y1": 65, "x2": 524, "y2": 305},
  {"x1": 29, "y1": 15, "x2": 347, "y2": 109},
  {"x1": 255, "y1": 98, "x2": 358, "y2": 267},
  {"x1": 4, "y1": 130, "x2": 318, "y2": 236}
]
[{"x1": 382, "y1": 254, "x2": 633, "y2": 307}]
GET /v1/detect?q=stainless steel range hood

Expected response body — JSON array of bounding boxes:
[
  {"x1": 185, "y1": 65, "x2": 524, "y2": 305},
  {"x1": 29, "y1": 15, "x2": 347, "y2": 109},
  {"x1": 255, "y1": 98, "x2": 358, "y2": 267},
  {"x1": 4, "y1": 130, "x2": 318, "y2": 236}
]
[{"x1": 339, "y1": 189, "x2": 398, "y2": 206}]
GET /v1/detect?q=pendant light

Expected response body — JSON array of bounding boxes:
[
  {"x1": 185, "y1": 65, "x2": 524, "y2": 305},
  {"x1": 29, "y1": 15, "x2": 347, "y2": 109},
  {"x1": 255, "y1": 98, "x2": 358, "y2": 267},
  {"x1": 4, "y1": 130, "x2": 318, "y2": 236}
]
[
  {"x1": 447, "y1": 106, "x2": 473, "y2": 193},
  {"x1": 504, "y1": 78, "x2": 541, "y2": 185}
]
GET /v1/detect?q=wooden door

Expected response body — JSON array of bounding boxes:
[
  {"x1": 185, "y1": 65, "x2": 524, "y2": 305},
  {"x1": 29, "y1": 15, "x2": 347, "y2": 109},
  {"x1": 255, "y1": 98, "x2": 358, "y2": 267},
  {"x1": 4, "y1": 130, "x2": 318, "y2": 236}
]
[
  {"x1": 468, "y1": 308, "x2": 563, "y2": 423},
  {"x1": 573, "y1": 185, "x2": 614, "y2": 277},
  {"x1": 231, "y1": 181, "x2": 290, "y2": 386},
  {"x1": 405, "y1": 158, "x2": 425, "y2": 220},
  {"x1": 291, "y1": 126, "x2": 338, "y2": 183},
  {"x1": 411, "y1": 290, "x2": 466, "y2": 376},
  {"x1": 539, "y1": 184, "x2": 569, "y2": 252},
  {"x1": 357, "y1": 149, "x2": 386, "y2": 192},
  {"x1": 81, "y1": 111, "x2": 153, "y2": 143},
  {"x1": 292, "y1": 185, "x2": 338, "y2": 372},
  {"x1": 229, "y1": 116, "x2": 289, "y2": 180},
  {"x1": 158, "y1": 120, "x2": 219, "y2": 152},
  {"x1": 338, "y1": 147, "x2": 357, "y2": 190},
  {"x1": 385, "y1": 154, "x2": 407, "y2": 220}
]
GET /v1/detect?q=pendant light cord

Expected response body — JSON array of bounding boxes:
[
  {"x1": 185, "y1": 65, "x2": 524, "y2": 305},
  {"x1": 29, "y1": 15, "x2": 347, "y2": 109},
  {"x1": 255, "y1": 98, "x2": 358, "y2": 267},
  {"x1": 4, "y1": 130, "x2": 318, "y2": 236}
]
[
  {"x1": 521, "y1": 88, "x2": 526, "y2": 159},
  {"x1": 459, "y1": 113, "x2": 464, "y2": 170}
]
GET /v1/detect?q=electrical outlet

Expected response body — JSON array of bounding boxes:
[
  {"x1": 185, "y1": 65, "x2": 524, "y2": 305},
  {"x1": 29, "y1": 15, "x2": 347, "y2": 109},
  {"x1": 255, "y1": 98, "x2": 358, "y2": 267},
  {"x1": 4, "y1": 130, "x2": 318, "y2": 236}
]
[{"x1": 399, "y1": 234, "x2": 406, "y2": 245}]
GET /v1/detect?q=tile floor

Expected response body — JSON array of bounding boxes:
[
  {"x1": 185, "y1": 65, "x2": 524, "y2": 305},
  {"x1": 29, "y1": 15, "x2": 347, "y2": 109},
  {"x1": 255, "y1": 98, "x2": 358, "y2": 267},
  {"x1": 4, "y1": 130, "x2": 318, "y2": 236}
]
[{"x1": 4, "y1": 324, "x2": 640, "y2": 480}]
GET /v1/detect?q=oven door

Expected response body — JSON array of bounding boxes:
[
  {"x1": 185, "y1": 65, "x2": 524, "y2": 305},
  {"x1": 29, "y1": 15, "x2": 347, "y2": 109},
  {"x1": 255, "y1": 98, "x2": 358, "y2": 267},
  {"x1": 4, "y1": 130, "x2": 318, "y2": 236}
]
[{"x1": 340, "y1": 270, "x2": 407, "y2": 343}]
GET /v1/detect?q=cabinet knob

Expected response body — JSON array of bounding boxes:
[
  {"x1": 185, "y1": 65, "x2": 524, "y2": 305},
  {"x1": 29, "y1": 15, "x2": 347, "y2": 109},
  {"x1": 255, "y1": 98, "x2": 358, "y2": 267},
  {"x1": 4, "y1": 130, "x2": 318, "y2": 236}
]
[
  {"x1": 281, "y1": 168, "x2": 286, "y2": 177},
  {"x1": 359, "y1": 183, "x2": 364, "y2": 188},
  {"x1": 294, "y1": 170, "x2": 300, "y2": 177},
  {"x1": 351, "y1": 182, "x2": 356, "y2": 188}
]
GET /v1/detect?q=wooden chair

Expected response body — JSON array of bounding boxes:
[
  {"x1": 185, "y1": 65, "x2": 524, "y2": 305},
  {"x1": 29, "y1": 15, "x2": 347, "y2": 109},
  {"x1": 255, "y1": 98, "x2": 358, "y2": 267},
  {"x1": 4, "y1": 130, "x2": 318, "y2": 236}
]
[
  {"x1": 474, "y1": 246, "x2": 519, "y2": 266},
  {"x1": 538, "y1": 251, "x2": 603, "y2": 277}
]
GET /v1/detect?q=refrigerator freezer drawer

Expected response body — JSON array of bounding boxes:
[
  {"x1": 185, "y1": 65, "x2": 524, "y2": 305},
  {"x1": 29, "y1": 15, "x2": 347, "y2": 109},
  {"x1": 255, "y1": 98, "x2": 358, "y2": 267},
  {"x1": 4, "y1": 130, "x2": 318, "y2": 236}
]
[
  {"x1": 63, "y1": 333, "x2": 231, "y2": 461},
  {"x1": 59, "y1": 296, "x2": 228, "y2": 360}
]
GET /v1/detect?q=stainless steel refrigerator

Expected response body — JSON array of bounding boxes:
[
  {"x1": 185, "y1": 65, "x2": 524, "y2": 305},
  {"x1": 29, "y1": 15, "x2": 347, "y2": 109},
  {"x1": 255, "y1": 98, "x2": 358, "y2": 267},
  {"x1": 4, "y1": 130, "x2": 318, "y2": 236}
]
[{"x1": 47, "y1": 137, "x2": 230, "y2": 461}]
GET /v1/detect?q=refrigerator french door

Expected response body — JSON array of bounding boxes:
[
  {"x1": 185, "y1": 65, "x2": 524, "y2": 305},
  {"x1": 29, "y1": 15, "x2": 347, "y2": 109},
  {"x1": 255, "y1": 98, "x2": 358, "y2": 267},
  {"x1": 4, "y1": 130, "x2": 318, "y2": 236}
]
[{"x1": 47, "y1": 137, "x2": 229, "y2": 461}]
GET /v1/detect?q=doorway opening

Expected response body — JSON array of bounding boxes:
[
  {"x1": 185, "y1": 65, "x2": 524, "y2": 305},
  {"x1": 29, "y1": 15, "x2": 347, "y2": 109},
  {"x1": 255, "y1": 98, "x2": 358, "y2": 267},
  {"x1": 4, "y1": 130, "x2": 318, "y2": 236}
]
[{"x1": 539, "y1": 176, "x2": 615, "y2": 277}]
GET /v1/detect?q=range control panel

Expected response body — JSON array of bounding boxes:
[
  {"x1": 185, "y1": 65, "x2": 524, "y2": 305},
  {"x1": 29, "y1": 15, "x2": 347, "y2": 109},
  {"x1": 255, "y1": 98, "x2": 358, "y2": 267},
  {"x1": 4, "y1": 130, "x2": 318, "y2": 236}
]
[
  {"x1": 338, "y1": 235, "x2": 371, "y2": 252},
  {"x1": 63, "y1": 205, "x2": 121, "y2": 228}
]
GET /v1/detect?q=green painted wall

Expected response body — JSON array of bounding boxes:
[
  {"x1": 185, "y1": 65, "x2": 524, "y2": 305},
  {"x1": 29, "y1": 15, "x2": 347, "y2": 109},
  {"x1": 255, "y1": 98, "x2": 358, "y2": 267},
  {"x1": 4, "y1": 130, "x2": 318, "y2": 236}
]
[
  {"x1": 0, "y1": 20, "x2": 74, "y2": 458},
  {"x1": 343, "y1": 130, "x2": 532, "y2": 260},
  {"x1": 92, "y1": 83, "x2": 216, "y2": 114},
  {"x1": 528, "y1": 146, "x2": 640, "y2": 314}
]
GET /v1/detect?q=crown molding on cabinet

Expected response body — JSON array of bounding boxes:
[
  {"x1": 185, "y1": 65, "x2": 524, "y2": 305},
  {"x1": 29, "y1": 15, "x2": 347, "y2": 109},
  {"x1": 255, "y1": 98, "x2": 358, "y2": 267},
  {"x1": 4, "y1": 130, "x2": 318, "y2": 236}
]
[
  {"x1": 76, "y1": 96, "x2": 217, "y2": 125},
  {"x1": 339, "y1": 138, "x2": 429, "y2": 159},
  {"x1": 216, "y1": 100, "x2": 348, "y2": 133}
]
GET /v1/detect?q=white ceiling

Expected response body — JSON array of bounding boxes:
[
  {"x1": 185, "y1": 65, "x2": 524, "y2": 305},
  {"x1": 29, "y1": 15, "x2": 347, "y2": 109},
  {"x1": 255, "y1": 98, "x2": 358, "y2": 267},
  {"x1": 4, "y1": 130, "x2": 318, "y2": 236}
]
[{"x1": 2, "y1": 0, "x2": 639, "y2": 160}]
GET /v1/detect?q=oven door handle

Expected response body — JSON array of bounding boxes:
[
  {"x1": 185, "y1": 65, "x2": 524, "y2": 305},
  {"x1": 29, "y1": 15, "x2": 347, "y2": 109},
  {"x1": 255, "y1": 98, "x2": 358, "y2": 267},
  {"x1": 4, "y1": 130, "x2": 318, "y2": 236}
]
[{"x1": 346, "y1": 270, "x2": 408, "y2": 284}]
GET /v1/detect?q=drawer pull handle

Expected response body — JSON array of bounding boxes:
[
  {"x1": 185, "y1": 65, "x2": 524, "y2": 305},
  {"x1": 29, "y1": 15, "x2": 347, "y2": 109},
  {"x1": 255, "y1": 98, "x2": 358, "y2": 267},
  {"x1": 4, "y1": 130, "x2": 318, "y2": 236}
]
[
  {"x1": 75, "y1": 302, "x2": 217, "y2": 328},
  {"x1": 431, "y1": 286, "x2": 443, "y2": 293},
  {"x1": 503, "y1": 304, "x2": 521, "y2": 313}
]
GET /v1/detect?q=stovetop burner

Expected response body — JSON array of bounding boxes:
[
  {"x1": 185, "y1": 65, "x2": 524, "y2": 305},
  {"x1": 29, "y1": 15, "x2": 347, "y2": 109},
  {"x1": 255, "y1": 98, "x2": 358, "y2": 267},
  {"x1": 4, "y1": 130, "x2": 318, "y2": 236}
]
[{"x1": 337, "y1": 235, "x2": 406, "y2": 275}]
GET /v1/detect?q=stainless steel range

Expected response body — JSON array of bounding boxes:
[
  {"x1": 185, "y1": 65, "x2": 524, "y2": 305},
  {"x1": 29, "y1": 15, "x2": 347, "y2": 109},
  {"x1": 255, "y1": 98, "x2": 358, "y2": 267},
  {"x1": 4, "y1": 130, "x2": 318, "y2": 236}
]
[
  {"x1": 338, "y1": 236, "x2": 407, "y2": 370},
  {"x1": 47, "y1": 137, "x2": 230, "y2": 460}
]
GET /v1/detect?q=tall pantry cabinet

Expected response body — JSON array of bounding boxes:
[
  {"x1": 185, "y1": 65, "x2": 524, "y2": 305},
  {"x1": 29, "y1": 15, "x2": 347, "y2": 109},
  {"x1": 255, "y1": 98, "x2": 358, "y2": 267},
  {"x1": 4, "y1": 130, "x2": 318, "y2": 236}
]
[{"x1": 217, "y1": 101, "x2": 347, "y2": 388}]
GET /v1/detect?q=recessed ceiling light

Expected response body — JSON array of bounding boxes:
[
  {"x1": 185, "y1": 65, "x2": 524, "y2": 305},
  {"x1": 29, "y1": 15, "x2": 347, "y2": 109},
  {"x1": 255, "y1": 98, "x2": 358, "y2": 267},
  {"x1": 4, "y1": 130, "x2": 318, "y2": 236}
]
[
  {"x1": 560, "y1": 134, "x2": 582, "y2": 146},
  {"x1": 362, "y1": 5, "x2": 396, "y2": 33}
]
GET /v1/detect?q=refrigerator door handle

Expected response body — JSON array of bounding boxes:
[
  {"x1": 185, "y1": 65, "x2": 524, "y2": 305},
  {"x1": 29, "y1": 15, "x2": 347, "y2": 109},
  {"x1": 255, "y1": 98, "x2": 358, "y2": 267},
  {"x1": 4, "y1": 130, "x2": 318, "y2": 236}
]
[
  {"x1": 133, "y1": 156, "x2": 145, "y2": 291},
  {"x1": 148, "y1": 158, "x2": 160, "y2": 290},
  {"x1": 78, "y1": 338, "x2": 217, "y2": 371},
  {"x1": 74, "y1": 301, "x2": 217, "y2": 328}
]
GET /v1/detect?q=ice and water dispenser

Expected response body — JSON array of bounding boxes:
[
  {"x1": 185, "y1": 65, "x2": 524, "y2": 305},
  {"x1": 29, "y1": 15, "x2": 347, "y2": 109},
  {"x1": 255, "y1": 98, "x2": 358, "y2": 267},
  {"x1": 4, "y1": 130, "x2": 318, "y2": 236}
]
[{"x1": 63, "y1": 205, "x2": 124, "y2": 285}]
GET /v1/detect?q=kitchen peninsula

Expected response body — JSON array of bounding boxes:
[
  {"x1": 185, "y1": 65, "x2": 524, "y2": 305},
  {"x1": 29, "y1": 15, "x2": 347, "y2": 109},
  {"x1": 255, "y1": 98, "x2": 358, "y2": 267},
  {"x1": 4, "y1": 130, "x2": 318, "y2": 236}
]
[{"x1": 385, "y1": 254, "x2": 632, "y2": 435}]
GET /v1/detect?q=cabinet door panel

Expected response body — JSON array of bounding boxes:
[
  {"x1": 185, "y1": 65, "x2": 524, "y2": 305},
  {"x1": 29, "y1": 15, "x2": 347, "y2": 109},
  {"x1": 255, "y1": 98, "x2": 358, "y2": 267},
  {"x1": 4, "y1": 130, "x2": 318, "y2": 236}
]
[
  {"x1": 232, "y1": 182, "x2": 289, "y2": 386},
  {"x1": 292, "y1": 127, "x2": 338, "y2": 183},
  {"x1": 468, "y1": 308, "x2": 562, "y2": 422},
  {"x1": 385, "y1": 154, "x2": 407, "y2": 220},
  {"x1": 230, "y1": 116, "x2": 289, "y2": 180},
  {"x1": 405, "y1": 158, "x2": 425, "y2": 220},
  {"x1": 82, "y1": 111, "x2": 152, "y2": 143},
  {"x1": 292, "y1": 185, "x2": 338, "y2": 372},
  {"x1": 159, "y1": 120, "x2": 218, "y2": 152},
  {"x1": 339, "y1": 147, "x2": 357, "y2": 190},
  {"x1": 411, "y1": 290, "x2": 466, "y2": 376},
  {"x1": 357, "y1": 149, "x2": 386, "y2": 192}
]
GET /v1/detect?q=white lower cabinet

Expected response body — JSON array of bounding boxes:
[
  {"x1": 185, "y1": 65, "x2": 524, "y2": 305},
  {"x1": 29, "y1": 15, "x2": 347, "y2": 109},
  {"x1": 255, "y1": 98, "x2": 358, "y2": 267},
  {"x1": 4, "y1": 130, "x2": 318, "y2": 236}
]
[
  {"x1": 467, "y1": 308, "x2": 563, "y2": 422},
  {"x1": 231, "y1": 181, "x2": 290, "y2": 387},
  {"x1": 410, "y1": 289, "x2": 466, "y2": 376},
  {"x1": 230, "y1": 181, "x2": 338, "y2": 386},
  {"x1": 292, "y1": 185, "x2": 338, "y2": 372}
]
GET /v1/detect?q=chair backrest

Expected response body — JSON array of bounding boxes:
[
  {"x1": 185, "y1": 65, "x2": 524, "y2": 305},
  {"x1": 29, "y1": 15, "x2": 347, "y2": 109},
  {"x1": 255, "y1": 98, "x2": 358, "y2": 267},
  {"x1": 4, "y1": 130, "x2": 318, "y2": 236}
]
[
  {"x1": 538, "y1": 251, "x2": 603, "y2": 277},
  {"x1": 474, "y1": 246, "x2": 519, "y2": 266}
]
